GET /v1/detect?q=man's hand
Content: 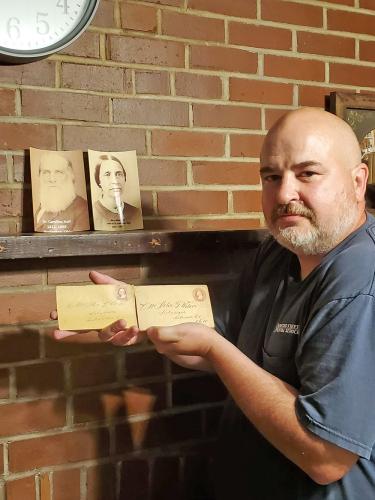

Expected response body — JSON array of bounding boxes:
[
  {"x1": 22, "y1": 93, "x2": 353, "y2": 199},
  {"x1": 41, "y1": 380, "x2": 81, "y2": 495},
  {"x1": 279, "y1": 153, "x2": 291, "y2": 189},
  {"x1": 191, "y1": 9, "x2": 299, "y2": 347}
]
[
  {"x1": 146, "y1": 322, "x2": 218, "y2": 358},
  {"x1": 50, "y1": 270, "x2": 146, "y2": 346}
]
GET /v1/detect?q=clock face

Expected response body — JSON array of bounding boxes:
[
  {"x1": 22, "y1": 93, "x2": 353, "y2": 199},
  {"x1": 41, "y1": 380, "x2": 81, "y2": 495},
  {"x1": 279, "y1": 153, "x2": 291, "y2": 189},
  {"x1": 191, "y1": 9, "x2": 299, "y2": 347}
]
[{"x1": 0, "y1": 0, "x2": 99, "y2": 62}]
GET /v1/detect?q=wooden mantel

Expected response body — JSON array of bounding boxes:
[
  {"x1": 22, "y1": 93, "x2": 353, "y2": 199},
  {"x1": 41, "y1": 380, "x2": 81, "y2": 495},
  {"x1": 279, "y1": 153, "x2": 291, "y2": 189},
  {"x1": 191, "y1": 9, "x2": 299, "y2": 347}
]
[{"x1": 0, "y1": 229, "x2": 268, "y2": 260}]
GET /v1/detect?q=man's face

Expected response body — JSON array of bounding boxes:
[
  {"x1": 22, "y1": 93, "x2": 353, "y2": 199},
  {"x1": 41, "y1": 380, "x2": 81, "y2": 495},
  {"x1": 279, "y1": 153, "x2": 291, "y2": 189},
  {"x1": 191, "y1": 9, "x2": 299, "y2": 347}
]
[
  {"x1": 40, "y1": 155, "x2": 71, "y2": 188},
  {"x1": 99, "y1": 160, "x2": 126, "y2": 198},
  {"x1": 260, "y1": 128, "x2": 359, "y2": 255}
]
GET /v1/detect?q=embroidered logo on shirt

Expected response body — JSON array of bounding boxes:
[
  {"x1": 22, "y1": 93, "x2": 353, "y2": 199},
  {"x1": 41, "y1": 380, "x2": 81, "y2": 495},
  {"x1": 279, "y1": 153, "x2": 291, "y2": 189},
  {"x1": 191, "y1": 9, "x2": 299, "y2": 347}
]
[{"x1": 274, "y1": 323, "x2": 300, "y2": 335}]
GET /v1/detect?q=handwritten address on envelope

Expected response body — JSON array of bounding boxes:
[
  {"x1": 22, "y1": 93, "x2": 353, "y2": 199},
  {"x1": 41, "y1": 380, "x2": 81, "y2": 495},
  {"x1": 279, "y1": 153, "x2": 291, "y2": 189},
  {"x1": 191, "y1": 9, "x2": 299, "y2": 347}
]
[{"x1": 56, "y1": 283, "x2": 214, "y2": 331}]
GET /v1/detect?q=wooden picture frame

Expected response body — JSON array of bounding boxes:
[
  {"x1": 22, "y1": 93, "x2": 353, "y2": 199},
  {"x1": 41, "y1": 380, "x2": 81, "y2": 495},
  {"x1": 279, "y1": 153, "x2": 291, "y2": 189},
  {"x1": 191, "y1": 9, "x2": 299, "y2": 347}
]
[{"x1": 329, "y1": 92, "x2": 375, "y2": 210}]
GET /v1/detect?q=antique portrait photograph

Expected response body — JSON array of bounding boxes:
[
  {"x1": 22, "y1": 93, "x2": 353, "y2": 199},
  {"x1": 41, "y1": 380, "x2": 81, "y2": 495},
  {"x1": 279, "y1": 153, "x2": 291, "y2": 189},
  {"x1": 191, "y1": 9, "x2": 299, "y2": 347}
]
[
  {"x1": 88, "y1": 150, "x2": 143, "y2": 231},
  {"x1": 30, "y1": 148, "x2": 90, "y2": 233}
]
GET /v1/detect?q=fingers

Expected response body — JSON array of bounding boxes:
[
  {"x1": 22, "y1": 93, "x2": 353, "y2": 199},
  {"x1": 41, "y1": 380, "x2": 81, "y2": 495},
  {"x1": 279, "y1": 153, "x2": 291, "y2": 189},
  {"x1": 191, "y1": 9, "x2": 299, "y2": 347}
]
[
  {"x1": 98, "y1": 319, "x2": 128, "y2": 341},
  {"x1": 50, "y1": 310, "x2": 58, "y2": 320},
  {"x1": 89, "y1": 270, "x2": 123, "y2": 285},
  {"x1": 53, "y1": 329, "x2": 79, "y2": 340}
]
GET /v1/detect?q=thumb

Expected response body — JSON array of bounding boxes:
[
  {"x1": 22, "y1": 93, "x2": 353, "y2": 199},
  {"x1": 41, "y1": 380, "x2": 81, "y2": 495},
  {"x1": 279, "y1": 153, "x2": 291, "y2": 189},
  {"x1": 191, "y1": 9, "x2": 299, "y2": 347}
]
[
  {"x1": 147, "y1": 326, "x2": 181, "y2": 343},
  {"x1": 89, "y1": 270, "x2": 122, "y2": 285}
]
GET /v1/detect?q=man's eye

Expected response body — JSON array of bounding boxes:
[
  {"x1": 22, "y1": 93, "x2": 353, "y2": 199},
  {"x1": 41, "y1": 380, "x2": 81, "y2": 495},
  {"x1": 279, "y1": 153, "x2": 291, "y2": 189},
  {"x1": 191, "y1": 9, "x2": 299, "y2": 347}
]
[
  {"x1": 299, "y1": 171, "x2": 316, "y2": 177},
  {"x1": 263, "y1": 174, "x2": 280, "y2": 182}
]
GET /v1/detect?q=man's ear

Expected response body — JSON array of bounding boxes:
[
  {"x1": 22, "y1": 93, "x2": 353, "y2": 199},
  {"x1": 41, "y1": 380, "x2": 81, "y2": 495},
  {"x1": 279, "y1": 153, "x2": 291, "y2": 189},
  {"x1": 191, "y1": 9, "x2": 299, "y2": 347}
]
[{"x1": 352, "y1": 162, "x2": 368, "y2": 201}]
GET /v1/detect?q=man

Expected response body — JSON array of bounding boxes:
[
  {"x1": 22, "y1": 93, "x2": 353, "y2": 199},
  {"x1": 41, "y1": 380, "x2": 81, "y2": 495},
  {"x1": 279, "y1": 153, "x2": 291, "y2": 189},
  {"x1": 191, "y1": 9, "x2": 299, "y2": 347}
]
[
  {"x1": 53, "y1": 108, "x2": 375, "y2": 498},
  {"x1": 35, "y1": 152, "x2": 90, "y2": 232}
]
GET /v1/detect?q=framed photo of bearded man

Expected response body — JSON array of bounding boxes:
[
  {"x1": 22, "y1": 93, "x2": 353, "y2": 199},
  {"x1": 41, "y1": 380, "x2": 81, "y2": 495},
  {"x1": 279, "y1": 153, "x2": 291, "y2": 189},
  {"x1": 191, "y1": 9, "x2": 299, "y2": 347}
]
[
  {"x1": 88, "y1": 150, "x2": 143, "y2": 232},
  {"x1": 30, "y1": 148, "x2": 90, "y2": 233}
]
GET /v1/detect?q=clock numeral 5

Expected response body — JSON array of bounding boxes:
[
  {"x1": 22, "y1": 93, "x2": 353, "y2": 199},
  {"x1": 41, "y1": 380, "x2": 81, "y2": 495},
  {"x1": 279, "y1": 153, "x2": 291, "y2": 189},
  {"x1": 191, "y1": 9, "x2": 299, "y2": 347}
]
[
  {"x1": 36, "y1": 13, "x2": 50, "y2": 35},
  {"x1": 7, "y1": 17, "x2": 21, "y2": 40},
  {"x1": 56, "y1": 0, "x2": 69, "y2": 15}
]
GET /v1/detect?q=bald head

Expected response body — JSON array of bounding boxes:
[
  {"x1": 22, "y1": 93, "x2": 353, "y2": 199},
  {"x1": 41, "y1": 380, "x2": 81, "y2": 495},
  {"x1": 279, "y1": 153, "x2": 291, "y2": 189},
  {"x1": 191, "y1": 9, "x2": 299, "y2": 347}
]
[{"x1": 261, "y1": 107, "x2": 362, "y2": 170}]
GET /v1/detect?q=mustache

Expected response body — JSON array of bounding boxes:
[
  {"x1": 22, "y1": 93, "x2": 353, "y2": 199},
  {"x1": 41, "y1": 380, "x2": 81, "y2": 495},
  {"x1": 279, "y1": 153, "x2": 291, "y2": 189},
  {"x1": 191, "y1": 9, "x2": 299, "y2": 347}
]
[{"x1": 271, "y1": 203, "x2": 315, "y2": 224}]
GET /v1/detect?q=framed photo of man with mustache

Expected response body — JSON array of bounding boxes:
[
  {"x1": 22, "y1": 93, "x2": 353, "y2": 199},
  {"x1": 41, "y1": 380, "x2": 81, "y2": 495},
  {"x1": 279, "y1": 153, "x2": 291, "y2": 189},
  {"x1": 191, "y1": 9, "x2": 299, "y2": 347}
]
[
  {"x1": 30, "y1": 148, "x2": 90, "y2": 233},
  {"x1": 88, "y1": 150, "x2": 143, "y2": 232}
]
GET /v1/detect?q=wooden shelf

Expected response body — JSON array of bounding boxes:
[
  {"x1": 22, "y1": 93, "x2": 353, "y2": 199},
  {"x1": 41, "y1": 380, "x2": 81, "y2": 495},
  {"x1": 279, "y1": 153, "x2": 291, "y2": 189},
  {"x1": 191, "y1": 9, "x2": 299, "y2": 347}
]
[{"x1": 0, "y1": 229, "x2": 268, "y2": 260}]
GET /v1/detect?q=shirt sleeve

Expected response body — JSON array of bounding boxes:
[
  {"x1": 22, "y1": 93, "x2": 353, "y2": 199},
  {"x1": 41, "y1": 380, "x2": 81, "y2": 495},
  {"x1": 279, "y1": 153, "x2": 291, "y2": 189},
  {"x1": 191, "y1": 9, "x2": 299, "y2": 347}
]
[{"x1": 295, "y1": 293, "x2": 375, "y2": 459}]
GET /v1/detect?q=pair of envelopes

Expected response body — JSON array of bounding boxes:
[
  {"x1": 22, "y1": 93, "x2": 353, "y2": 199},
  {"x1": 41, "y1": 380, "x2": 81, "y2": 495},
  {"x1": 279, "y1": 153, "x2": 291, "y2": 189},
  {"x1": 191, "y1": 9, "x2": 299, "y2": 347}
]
[{"x1": 56, "y1": 284, "x2": 214, "y2": 331}]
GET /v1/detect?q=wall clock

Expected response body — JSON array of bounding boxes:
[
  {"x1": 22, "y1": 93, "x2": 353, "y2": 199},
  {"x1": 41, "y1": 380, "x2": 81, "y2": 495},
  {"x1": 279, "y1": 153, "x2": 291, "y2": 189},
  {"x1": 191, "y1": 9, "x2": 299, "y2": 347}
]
[{"x1": 0, "y1": 0, "x2": 100, "y2": 63}]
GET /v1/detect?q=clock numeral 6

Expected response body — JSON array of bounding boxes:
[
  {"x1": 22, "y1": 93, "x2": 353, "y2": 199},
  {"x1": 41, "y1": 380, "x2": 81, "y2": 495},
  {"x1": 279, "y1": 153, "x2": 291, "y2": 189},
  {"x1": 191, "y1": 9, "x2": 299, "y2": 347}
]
[
  {"x1": 36, "y1": 13, "x2": 50, "y2": 35},
  {"x1": 7, "y1": 17, "x2": 21, "y2": 40},
  {"x1": 56, "y1": 0, "x2": 69, "y2": 14}
]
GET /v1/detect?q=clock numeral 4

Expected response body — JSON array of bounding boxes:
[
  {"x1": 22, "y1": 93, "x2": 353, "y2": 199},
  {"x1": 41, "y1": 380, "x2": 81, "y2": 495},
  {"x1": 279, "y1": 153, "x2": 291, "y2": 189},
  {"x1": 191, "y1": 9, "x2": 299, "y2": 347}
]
[{"x1": 56, "y1": 0, "x2": 69, "y2": 14}]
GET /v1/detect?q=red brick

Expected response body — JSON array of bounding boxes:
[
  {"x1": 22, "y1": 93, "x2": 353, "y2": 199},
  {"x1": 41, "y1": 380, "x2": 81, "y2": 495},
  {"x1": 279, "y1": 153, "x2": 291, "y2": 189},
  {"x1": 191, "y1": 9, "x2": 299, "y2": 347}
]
[
  {"x1": 230, "y1": 78, "x2": 293, "y2": 105},
  {"x1": 0, "y1": 154, "x2": 7, "y2": 182},
  {"x1": 143, "y1": 219, "x2": 189, "y2": 230},
  {"x1": 265, "y1": 108, "x2": 289, "y2": 130},
  {"x1": 74, "y1": 384, "x2": 166, "y2": 423},
  {"x1": 126, "y1": 350, "x2": 165, "y2": 378},
  {"x1": 22, "y1": 90, "x2": 109, "y2": 122},
  {"x1": 92, "y1": 0, "x2": 116, "y2": 28},
  {"x1": 16, "y1": 362, "x2": 64, "y2": 397},
  {"x1": 13, "y1": 155, "x2": 25, "y2": 183},
  {"x1": 113, "y1": 98, "x2": 189, "y2": 126},
  {"x1": 229, "y1": 22, "x2": 292, "y2": 50},
  {"x1": 191, "y1": 218, "x2": 262, "y2": 230},
  {"x1": 7, "y1": 476, "x2": 36, "y2": 500},
  {"x1": 62, "y1": 125, "x2": 146, "y2": 153},
  {"x1": 264, "y1": 55, "x2": 325, "y2": 82},
  {"x1": 62, "y1": 63, "x2": 125, "y2": 93},
  {"x1": 330, "y1": 63, "x2": 375, "y2": 87},
  {"x1": 0, "y1": 89, "x2": 16, "y2": 116},
  {"x1": 60, "y1": 31, "x2": 100, "y2": 58},
  {"x1": 152, "y1": 130, "x2": 225, "y2": 157},
  {"x1": 119, "y1": 459, "x2": 149, "y2": 498},
  {"x1": 71, "y1": 354, "x2": 117, "y2": 388},
  {"x1": 261, "y1": 0, "x2": 323, "y2": 27},
  {"x1": 297, "y1": 31, "x2": 355, "y2": 58},
  {"x1": 175, "y1": 73, "x2": 222, "y2": 99},
  {"x1": 151, "y1": 457, "x2": 180, "y2": 499},
  {"x1": 141, "y1": 191, "x2": 154, "y2": 215},
  {"x1": 233, "y1": 190, "x2": 262, "y2": 212},
  {"x1": 360, "y1": 40, "x2": 375, "y2": 63},
  {"x1": 0, "y1": 190, "x2": 21, "y2": 216},
  {"x1": 0, "y1": 290, "x2": 55, "y2": 324},
  {"x1": 121, "y1": 2, "x2": 157, "y2": 32},
  {"x1": 47, "y1": 261, "x2": 141, "y2": 285},
  {"x1": 0, "y1": 398, "x2": 65, "y2": 437},
  {"x1": 0, "y1": 123, "x2": 56, "y2": 150},
  {"x1": 327, "y1": 9, "x2": 375, "y2": 36},
  {"x1": 193, "y1": 161, "x2": 259, "y2": 185},
  {"x1": 188, "y1": 0, "x2": 256, "y2": 18},
  {"x1": 193, "y1": 103, "x2": 261, "y2": 130},
  {"x1": 162, "y1": 11, "x2": 224, "y2": 42},
  {"x1": 87, "y1": 464, "x2": 116, "y2": 500},
  {"x1": 230, "y1": 134, "x2": 265, "y2": 157},
  {"x1": 108, "y1": 36, "x2": 185, "y2": 67},
  {"x1": 0, "y1": 264, "x2": 41, "y2": 288},
  {"x1": 191, "y1": 45, "x2": 258, "y2": 74},
  {"x1": 43, "y1": 329, "x2": 115, "y2": 359},
  {"x1": 157, "y1": 191, "x2": 227, "y2": 215},
  {"x1": 0, "y1": 330, "x2": 40, "y2": 363},
  {"x1": 138, "y1": 159, "x2": 186, "y2": 185},
  {"x1": 0, "y1": 60, "x2": 55, "y2": 86},
  {"x1": 360, "y1": 0, "x2": 375, "y2": 8},
  {"x1": 135, "y1": 71, "x2": 170, "y2": 95},
  {"x1": 54, "y1": 469, "x2": 81, "y2": 500},
  {"x1": 0, "y1": 369, "x2": 9, "y2": 398},
  {"x1": 298, "y1": 85, "x2": 338, "y2": 107},
  {"x1": 9, "y1": 428, "x2": 110, "y2": 472}
]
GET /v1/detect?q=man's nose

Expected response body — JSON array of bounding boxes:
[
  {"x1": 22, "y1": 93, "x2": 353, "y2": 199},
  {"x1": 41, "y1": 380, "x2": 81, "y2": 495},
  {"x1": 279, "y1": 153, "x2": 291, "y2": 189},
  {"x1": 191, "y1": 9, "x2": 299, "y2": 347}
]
[{"x1": 276, "y1": 175, "x2": 300, "y2": 205}]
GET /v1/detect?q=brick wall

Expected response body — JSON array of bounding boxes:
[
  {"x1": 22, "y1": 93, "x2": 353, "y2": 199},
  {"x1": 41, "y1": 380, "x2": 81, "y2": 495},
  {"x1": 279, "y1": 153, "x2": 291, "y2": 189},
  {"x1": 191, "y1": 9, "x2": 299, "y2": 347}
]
[{"x1": 1, "y1": 0, "x2": 375, "y2": 498}]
